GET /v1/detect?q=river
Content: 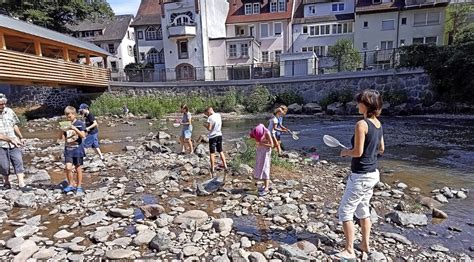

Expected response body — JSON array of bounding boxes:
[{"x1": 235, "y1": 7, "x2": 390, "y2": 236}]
[{"x1": 24, "y1": 114, "x2": 474, "y2": 253}]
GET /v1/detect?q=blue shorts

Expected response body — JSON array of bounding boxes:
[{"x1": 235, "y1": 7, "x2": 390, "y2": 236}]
[
  {"x1": 0, "y1": 147, "x2": 25, "y2": 176},
  {"x1": 83, "y1": 133, "x2": 100, "y2": 148},
  {"x1": 181, "y1": 126, "x2": 192, "y2": 139},
  {"x1": 65, "y1": 156, "x2": 84, "y2": 166}
]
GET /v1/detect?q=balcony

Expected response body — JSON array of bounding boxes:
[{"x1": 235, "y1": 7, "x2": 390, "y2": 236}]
[
  {"x1": 0, "y1": 49, "x2": 109, "y2": 87},
  {"x1": 405, "y1": 0, "x2": 448, "y2": 6},
  {"x1": 167, "y1": 24, "x2": 196, "y2": 38}
]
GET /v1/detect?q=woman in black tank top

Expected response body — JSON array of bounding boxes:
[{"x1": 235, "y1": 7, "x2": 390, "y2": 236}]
[{"x1": 334, "y1": 90, "x2": 385, "y2": 260}]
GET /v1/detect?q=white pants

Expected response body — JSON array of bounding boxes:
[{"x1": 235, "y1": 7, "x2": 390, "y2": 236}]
[{"x1": 338, "y1": 170, "x2": 380, "y2": 222}]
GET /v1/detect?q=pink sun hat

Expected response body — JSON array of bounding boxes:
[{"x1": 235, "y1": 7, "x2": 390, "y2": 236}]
[{"x1": 250, "y1": 124, "x2": 266, "y2": 142}]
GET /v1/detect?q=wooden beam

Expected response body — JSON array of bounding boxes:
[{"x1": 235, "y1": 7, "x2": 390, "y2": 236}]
[
  {"x1": 85, "y1": 53, "x2": 91, "y2": 65},
  {"x1": 103, "y1": 56, "x2": 108, "y2": 68},
  {"x1": 34, "y1": 40, "x2": 42, "y2": 56},
  {"x1": 0, "y1": 32, "x2": 5, "y2": 50},
  {"x1": 62, "y1": 47, "x2": 69, "y2": 61}
]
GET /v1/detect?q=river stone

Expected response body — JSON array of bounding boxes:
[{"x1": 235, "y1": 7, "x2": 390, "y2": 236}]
[
  {"x1": 248, "y1": 252, "x2": 267, "y2": 262},
  {"x1": 140, "y1": 204, "x2": 165, "y2": 219},
  {"x1": 133, "y1": 230, "x2": 156, "y2": 246},
  {"x1": 417, "y1": 196, "x2": 442, "y2": 209},
  {"x1": 93, "y1": 226, "x2": 114, "y2": 243},
  {"x1": 6, "y1": 237, "x2": 24, "y2": 250},
  {"x1": 13, "y1": 240, "x2": 38, "y2": 262},
  {"x1": 25, "y1": 215, "x2": 41, "y2": 226},
  {"x1": 125, "y1": 146, "x2": 136, "y2": 151},
  {"x1": 174, "y1": 210, "x2": 208, "y2": 226},
  {"x1": 326, "y1": 102, "x2": 345, "y2": 115},
  {"x1": 303, "y1": 103, "x2": 322, "y2": 114},
  {"x1": 241, "y1": 236, "x2": 252, "y2": 248},
  {"x1": 369, "y1": 251, "x2": 387, "y2": 261},
  {"x1": 145, "y1": 170, "x2": 169, "y2": 184},
  {"x1": 432, "y1": 208, "x2": 448, "y2": 219},
  {"x1": 145, "y1": 141, "x2": 162, "y2": 153},
  {"x1": 14, "y1": 193, "x2": 36, "y2": 208},
  {"x1": 213, "y1": 218, "x2": 233, "y2": 235},
  {"x1": 25, "y1": 170, "x2": 51, "y2": 184},
  {"x1": 278, "y1": 244, "x2": 316, "y2": 260},
  {"x1": 397, "y1": 183, "x2": 408, "y2": 189},
  {"x1": 381, "y1": 232, "x2": 412, "y2": 245},
  {"x1": 14, "y1": 225, "x2": 38, "y2": 238},
  {"x1": 53, "y1": 229, "x2": 74, "y2": 239},
  {"x1": 32, "y1": 248, "x2": 56, "y2": 260},
  {"x1": 268, "y1": 204, "x2": 299, "y2": 217},
  {"x1": 4, "y1": 189, "x2": 22, "y2": 201},
  {"x1": 149, "y1": 234, "x2": 171, "y2": 251},
  {"x1": 456, "y1": 191, "x2": 467, "y2": 199},
  {"x1": 105, "y1": 249, "x2": 137, "y2": 260},
  {"x1": 237, "y1": 164, "x2": 253, "y2": 176},
  {"x1": 386, "y1": 211, "x2": 428, "y2": 226},
  {"x1": 67, "y1": 254, "x2": 84, "y2": 261},
  {"x1": 290, "y1": 240, "x2": 318, "y2": 256},
  {"x1": 430, "y1": 244, "x2": 449, "y2": 252},
  {"x1": 112, "y1": 237, "x2": 132, "y2": 247},
  {"x1": 83, "y1": 190, "x2": 108, "y2": 202},
  {"x1": 435, "y1": 194, "x2": 449, "y2": 203},
  {"x1": 183, "y1": 246, "x2": 200, "y2": 257},
  {"x1": 108, "y1": 208, "x2": 134, "y2": 218},
  {"x1": 81, "y1": 211, "x2": 107, "y2": 226},
  {"x1": 288, "y1": 103, "x2": 303, "y2": 114}
]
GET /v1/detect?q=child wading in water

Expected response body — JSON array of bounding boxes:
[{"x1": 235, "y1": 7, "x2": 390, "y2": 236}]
[
  {"x1": 250, "y1": 124, "x2": 273, "y2": 196},
  {"x1": 268, "y1": 108, "x2": 283, "y2": 155},
  {"x1": 61, "y1": 106, "x2": 86, "y2": 193},
  {"x1": 179, "y1": 104, "x2": 193, "y2": 154}
]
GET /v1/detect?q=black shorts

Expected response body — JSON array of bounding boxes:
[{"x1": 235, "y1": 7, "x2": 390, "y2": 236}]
[
  {"x1": 209, "y1": 136, "x2": 223, "y2": 154},
  {"x1": 65, "y1": 156, "x2": 84, "y2": 166}
]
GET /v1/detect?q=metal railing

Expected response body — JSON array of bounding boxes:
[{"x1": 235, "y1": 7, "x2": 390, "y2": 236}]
[{"x1": 111, "y1": 48, "x2": 402, "y2": 82}]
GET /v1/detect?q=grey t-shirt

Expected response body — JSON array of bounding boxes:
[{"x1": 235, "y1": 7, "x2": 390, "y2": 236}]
[{"x1": 182, "y1": 112, "x2": 192, "y2": 129}]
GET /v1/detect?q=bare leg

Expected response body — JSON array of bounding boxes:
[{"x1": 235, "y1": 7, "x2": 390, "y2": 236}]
[
  {"x1": 340, "y1": 220, "x2": 356, "y2": 257},
  {"x1": 180, "y1": 136, "x2": 185, "y2": 153},
  {"x1": 65, "y1": 163, "x2": 75, "y2": 187},
  {"x1": 3, "y1": 176, "x2": 10, "y2": 185},
  {"x1": 360, "y1": 217, "x2": 371, "y2": 253},
  {"x1": 94, "y1": 148, "x2": 104, "y2": 159},
  {"x1": 264, "y1": 179, "x2": 270, "y2": 190},
  {"x1": 187, "y1": 139, "x2": 193, "y2": 154},
  {"x1": 76, "y1": 165, "x2": 83, "y2": 188},
  {"x1": 17, "y1": 173, "x2": 25, "y2": 188},
  {"x1": 219, "y1": 152, "x2": 227, "y2": 169},
  {"x1": 210, "y1": 153, "x2": 216, "y2": 175}
]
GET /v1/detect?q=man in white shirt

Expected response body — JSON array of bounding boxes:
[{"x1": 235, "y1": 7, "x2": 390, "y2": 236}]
[{"x1": 203, "y1": 107, "x2": 227, "y2": 174}]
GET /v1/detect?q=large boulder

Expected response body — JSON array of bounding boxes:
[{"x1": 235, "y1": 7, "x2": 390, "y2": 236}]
[
  {"x1": 173, "y1": 210, "x2": 209, "y2": 226},
  {"x1": 385, "y1": 211, "x2": 428, "y2": 226},
  {"x1": 144, "y1": 170, "x2": 169, "y2": 185},
  {"x1": 288, "y1": 103, "x2": 303, "y2": 114},
  {"x1": 194, "y1": 144, "x2": 208, "y2": 157},
  {"x1": 345, "y1": 101, "x2": 358, "y2": 115},
  {"x1": 326, "y1": 102, "x2": 345, "y2": 115},
  {"x1": 425, "y1": 102, "x2": 448, "y2": 114},
  {"x1": 149, "y1": 234, "x2": 171, "y2": 251},
  {"x1": 25, "y1": 170, "x2": 51, "y2": 184},
  {"x1": 303, "y1": 103, "x2": 322, "y2": 114}
]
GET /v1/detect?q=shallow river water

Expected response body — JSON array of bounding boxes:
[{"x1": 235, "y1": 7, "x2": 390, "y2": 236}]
[{"x1": 24, "y1": 115, "x2": 474, "y2": 253}]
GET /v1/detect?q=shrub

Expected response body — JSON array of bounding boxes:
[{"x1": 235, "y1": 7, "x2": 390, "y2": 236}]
[
  {"x1": 318, "y1": 89, "x2": 354, "y2": 109},
  {"x1": 244, "y1": 85, "x2": 275, "y2": 113},
  {"x1": 383, "y1": 89, "x2": 408, "y2": 105},
  {"x1": 219, "y1": 90, "x2": 239, "y2": 113},
  {"x1": 275, "y1": 91, "x2": 304, "y2": 105}
]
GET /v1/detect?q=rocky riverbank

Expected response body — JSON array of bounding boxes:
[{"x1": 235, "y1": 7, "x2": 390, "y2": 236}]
[{"x1": 0, "y1": 120, "x2": 472, "y2": 261}]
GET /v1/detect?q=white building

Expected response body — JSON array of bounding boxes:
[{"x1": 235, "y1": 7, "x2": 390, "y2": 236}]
[
  {"x1": 160, "y1": 0, "x2": 229, "y2": 81},
  {"x1": 292, "y1": 0, "x2": 355, "y2": 57},
  {"x1": 354, "y1": 0, "x2": 449, "y2": 67},
  {"x1": 71, "y1": 15, "x2": 136, "y2": 80}
]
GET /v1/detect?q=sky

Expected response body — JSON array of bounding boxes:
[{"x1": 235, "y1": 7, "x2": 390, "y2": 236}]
[{"x1": 108, "y1": 0, "x2": 140, "y2": 16}]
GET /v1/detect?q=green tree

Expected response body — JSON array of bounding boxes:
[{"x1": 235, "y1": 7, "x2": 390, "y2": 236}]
[
  {"x1": 328, "y1": 39, "x2": 362, "y2": 72},
  {"x1": 445, "y1": 3, "x2": 474, "y2": 44},
  {"x1": 0, "y1": 0, "x2": 114, "y2": 33}
]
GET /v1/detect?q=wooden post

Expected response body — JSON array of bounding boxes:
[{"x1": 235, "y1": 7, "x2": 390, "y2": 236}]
[
  {"x1": 34, "y1": 40, "x2": 42, "y2": 56},
  {"x1": 85, "y1": 53, "x2": 91, "y2": 65},
  {"x1": 103, "y1": 56, "x2": 108, "y2": 68},
  {"x1": 0, "y1": 31, "x2": 6, "y2": 50},
  {"x1": 62, "y1": 47, "x2": 70, "y2": 61}
]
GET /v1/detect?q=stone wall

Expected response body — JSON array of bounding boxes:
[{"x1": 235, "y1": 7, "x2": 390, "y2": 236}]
[{"x1": 109, "y1": 69, "x2": 432, "y2": 104}]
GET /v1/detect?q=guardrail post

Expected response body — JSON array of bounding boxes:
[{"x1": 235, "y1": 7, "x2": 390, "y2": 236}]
[
  {"x1": 141, "y1": 69, "x2": 145, "y2": 82},
  {"x1": 231, "y1": 65, "x2": 234, "y2": 80},
  {"x1": 363, "y1": 51, "x2": 367, "y2": 70},
  {"x1": 270, "y1": 62, "x2": 273, "y2": 78},
  {"x1": 212, "y1": 66, "x2": 216, "y2": 81}
]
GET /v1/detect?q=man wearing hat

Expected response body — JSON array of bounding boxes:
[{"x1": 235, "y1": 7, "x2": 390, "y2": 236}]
[
  {"x1": 78, "y1": 103, "x2": 104, "y2": 160},
  {"x1": 0, "y1": 93, "x2": 26, "y2": 189}
]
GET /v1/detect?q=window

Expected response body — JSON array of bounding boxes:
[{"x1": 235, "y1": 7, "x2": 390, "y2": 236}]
[
  {"x1": 274, "y1": 22, "x2": 282, "y2": 36},
  {"x1": 127, "y1": 31, "x2": 130, "y2": 40},
  {"x1": 108, "y1": 44, "x2": 115, "y2": 54},
  {"x1": 146, "y1": 26, "x2": 162, "y2": 40},
  {"x1": 306, "y1": 22, "x2": 352, "y2": 36},
  {"x1": 137, "y1": 31, "x2": 143, "y2": 39},
  {"x1": 127, "y1": 46, "x2": 133, "y2": 56},
  {"x1": 159, "y1": 49, "x2": 164, "y2": 64},
  {"x1": 362, "y1": 42, "x2": 368, "y2": 49},
  {"x1": 381, "y1": 41, "x2": 393, "y2": 49},
  {"x1": 303, "y1": 26, "x2": 308, "y2": 34},
  {"x1": 308, "y1": 5, "x2": 315, "y2": 14},
  {"x1": 363, "y1": 21, "x2": 368, "y2": 28},
  {"x1": 274, "y1": 50, "x2": 282, "y2": 62},
  {"x1": 175, "y1": 16, "x2": 190, "y2": 25},
  {"x1": 241, "y1": 44, "x2": 249, "y2": 57},
  {"x1": 245, "y1": 3, "x2": 252, "y2": 15},
  {"x1": 261, "y1": 24, "x2": 269, "y2": 38},
  {"x1": 262, "y1": 51, "x2": 269, "y2": 62},
  {"x1": 148, "y1": 48, "x2": 159, "y2": 63},
  {"x1": 382, "y1": 20, "x2": 395, "y2": 30},
  {"x1": 229, "y1": 44, "x2": 237, "y2": 57},
  {"x1": 425, "y1": 36, "x2": 437, "y2": 44},
  {"x1": 110, "y1": 61, "x2": 118, "y2": 72},
  {"x1": 270, "y1": 1, "x2": 277, "y2": 12},
  {"x1": 413, "y1": 37, "x2": 424, "y2": 44},
  {"x1": 278, "y1": 0, "x2": 286, "y2": 12},
  {"x1": 253, "y1": 3, "x2": 260, "y2": 14},
  {"x1": 414, "y1": 12, "x2": 439, "y2": 26},
  {"x1": 401, "y1": 17, "x2": 407, "y2": 25},
  {"x1": 140, "y1": 52, "x2": 145, "y2": 61},
  {"x1": 332, "y1": 3, "x2": 344, "y2": 12},
  {"x1": 178, "y1": 40, "x2": 188, "y2": 59}
]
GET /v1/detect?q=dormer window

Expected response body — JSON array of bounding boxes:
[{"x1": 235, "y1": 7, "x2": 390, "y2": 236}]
[
  {"x1": 270, "y1": 1, "x2": 277, "y2": 12},
  {"x1": 253, "y1": 3, "x2": 260, "y2": 14},
  {"x1": 332, "y1": 3, "x2": 344, "y2": 12},
  {"x1": 245, "y1": 3, "x2": 253, "y2": 15},
  {"x1": 245, "y1": 2, "x2": 260, "y2": 15},
  {"x1": 278, "y1": 0, "x2": 286, "y2": 12},
  {"x1": 170, "y1": 11, "x2": 194, "y2": 25},
  {"x1": 308, "y1": 5, "x2": 316, "y2": 14}
]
